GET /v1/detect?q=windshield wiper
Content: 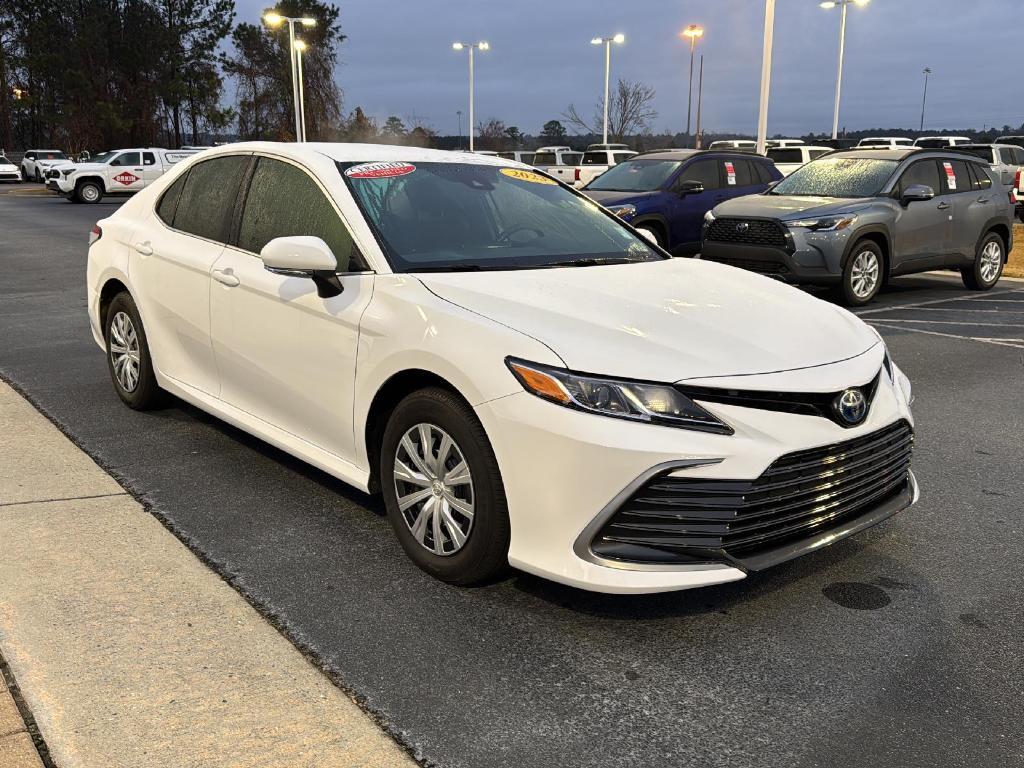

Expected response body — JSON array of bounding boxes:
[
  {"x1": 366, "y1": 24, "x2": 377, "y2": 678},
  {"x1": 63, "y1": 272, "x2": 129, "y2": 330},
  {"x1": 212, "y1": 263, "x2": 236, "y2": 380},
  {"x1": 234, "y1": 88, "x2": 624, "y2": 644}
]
[{"x1": 542, "y1": 257, "x2": 645, "y2": 268}]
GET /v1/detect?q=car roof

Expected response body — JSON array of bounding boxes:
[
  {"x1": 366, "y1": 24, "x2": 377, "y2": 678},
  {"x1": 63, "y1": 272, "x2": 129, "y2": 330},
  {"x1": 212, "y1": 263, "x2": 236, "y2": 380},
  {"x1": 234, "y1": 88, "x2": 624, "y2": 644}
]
[{"x1": 196, "y1": 141, "x2": 524, "y2": 168}]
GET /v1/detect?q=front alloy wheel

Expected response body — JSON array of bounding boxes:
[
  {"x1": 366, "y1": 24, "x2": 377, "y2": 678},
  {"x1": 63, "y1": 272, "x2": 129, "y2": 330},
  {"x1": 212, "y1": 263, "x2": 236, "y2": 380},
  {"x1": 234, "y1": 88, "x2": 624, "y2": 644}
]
[
  {"x1": 393, "y1": 423, "x2": 475, "y2": 556},
  {"x1": 840, "y1": 241, "x2": 883, "y2": 306}
]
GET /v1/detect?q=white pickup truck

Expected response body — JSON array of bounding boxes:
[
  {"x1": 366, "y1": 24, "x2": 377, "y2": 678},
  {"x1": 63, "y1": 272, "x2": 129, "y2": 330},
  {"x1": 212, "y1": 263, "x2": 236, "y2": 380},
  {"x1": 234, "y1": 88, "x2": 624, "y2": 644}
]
[
  {"x1": 765, "y1": 145, "x2": 832, "y2": 176},
  {"x1": 577, "y1": 143, "x2": 637, "y2": 187},
  {"x1": 531, "y1": 146, "x2": 584, "y2": 186},
  {"x1": 50, "y1": 147, "x2": 200, "y2": 203}
]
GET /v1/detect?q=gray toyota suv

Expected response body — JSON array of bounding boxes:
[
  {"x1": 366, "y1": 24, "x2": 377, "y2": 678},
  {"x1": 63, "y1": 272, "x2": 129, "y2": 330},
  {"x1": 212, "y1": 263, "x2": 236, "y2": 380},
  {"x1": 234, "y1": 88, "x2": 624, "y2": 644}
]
[{"x1": 700, "y1": 148, "x2": 1014, "y2": 305}]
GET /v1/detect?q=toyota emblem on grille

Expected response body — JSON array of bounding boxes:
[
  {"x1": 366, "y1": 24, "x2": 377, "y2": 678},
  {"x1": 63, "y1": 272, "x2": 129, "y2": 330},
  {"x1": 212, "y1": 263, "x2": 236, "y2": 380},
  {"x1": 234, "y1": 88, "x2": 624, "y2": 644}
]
[
  {"x1": 835, "y1": 388, "x2": 868, "y2": 425},
  {"x1": 736, "y1": 222, "x2": 750, "y2": 233}
]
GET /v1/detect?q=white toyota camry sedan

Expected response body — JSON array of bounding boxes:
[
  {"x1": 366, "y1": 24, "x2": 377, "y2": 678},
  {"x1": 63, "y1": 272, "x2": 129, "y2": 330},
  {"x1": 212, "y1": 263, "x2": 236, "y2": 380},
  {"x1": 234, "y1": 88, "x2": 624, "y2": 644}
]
[{"x1": 86, "y1": 142, "x2": 918, "y2": 594}]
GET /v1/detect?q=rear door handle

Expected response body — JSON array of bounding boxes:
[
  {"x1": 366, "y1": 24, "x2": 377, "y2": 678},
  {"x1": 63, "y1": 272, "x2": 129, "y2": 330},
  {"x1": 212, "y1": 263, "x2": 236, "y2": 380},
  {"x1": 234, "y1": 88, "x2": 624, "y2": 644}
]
[
  {"x1": 212, "y1": 268, "x2": 240, "y2": 287},
  {"x1": 936, "y1": 202, "x2": 951, "y2": 210},
  {"x1": 134, "y1": 242, "x2": 153, "y2": 256}
]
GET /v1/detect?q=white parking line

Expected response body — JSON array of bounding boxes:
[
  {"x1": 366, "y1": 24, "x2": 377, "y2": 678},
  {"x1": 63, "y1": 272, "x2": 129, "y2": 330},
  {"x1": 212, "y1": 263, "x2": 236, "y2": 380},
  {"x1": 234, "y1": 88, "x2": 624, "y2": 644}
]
[
  {"x1": 855, "y1": 288, "x2": 1024, "y2": 316},
  {"x1": 872, "y1": 307, "x2": 1024, "y2": 314},
  {"x1": 864, "y1": 318, "x2": 1024, "y2": 328},
  {"x1": 869, "y1": 322, "x2": 1024, "y2": 350}
]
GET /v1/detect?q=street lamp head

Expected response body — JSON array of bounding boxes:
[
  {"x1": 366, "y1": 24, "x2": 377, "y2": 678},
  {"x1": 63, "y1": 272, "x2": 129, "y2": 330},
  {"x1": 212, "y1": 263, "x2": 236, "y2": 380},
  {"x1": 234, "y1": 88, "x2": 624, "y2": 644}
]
[
  {"x1": 590, "y1": 37, "x2": 603, "y2": 45},
  {"x1": 300, "y1": 17, "x2": 316, "y2": 27},
  {"x1": 612, "y1": 33, "x2": 625, "y2": 44},
  {"x1": 853, "y1": 0, "x2": 870, "y2": 5},
  {"x1": 452, "y1": 42, "x2": 464, "y2": 50},
  {"x1": 294, "y1": 39, "x2": 307, "y2": 52},
  {"x1": 263, "y1": 12, "x2": 283, "y2": 26},
  {"x1": 478, "y1": 41, "x2": 489, "y2": 50},
  {"x1": 819, "y1": 1, "x2": 836, "y2": 8},
  {"x1": 682, "y1": 25, "x2": 704, "y2": 39}
]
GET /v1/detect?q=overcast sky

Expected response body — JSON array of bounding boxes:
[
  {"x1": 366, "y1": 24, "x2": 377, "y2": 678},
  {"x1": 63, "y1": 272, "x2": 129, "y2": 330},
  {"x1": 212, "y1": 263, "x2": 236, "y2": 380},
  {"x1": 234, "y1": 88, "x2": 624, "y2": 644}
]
[{"x1": 236, "y1": 0, "x2": 1023, "y2": 137}]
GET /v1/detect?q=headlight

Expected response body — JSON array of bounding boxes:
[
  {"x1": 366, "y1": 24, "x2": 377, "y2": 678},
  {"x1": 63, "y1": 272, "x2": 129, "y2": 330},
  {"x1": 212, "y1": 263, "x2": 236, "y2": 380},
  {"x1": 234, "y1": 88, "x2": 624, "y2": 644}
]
[
  {"x1": 63, "y1": 169, "x2": 75, "y2": 177},
  {"x1": 506, "y1": 358, "x2": 733, "y2": 434},
  {"x1": 786, "y1": 215, "x2": 856, "y2": 231},
  {"x1": 606, "y1": 204, "x2": 636, "y2": 219},
  {"x1": 703, "y1": 209, "x2": 716, "y2": 225}
]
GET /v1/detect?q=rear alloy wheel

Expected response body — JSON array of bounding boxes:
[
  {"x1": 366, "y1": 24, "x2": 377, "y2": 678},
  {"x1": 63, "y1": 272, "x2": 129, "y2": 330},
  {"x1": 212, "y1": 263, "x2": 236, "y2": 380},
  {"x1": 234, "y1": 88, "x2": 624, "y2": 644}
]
[
  {"x1": 380, "y1": 387, "x2": 510, "y2": 585},
  {"x1": 962, "y1": 232, "x2": 1003, "y2": 290},
  {"x1": 76, "y1": 181, "x2": 102, "y2": 204},
  {"x1": 105, "y1": 292, "x2": 164, "y2": 410},
  {"x1": 840, "y1": 241, "x2": 883, "y2": 306}
]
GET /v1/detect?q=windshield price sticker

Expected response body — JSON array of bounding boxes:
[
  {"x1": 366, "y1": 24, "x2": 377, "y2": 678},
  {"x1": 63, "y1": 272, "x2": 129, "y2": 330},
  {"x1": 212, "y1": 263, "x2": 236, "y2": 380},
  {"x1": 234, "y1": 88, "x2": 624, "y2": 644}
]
[
  {"x1": 943, "y1": 162, "x2": 957, "y2": 190},
  {"x1": 345, "y1": 162, "x2": 417, "y2": 179},
  {"x1": 500, "y1": 168, "x2": 557, "y2": 185},
  {"x1": 725, "y1": 161, "x2": 737, "y2": 185}
]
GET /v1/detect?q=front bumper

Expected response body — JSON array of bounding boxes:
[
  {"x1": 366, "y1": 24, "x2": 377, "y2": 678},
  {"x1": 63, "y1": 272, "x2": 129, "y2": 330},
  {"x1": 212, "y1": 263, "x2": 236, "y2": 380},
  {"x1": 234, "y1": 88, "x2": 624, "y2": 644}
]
[
  {"x1": 474, "y1": 347, "x2": 916, "y2": 594},
  {"x1": 701, "y1": 222, "x2": 855, "y2": 285}
]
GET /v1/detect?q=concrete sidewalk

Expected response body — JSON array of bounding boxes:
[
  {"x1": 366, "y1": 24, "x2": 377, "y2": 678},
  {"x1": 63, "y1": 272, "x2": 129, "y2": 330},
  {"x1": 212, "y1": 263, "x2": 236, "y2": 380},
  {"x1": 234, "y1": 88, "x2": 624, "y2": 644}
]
[{"x1": 0, "y1": 381, "x2": 415, "y2": 768}]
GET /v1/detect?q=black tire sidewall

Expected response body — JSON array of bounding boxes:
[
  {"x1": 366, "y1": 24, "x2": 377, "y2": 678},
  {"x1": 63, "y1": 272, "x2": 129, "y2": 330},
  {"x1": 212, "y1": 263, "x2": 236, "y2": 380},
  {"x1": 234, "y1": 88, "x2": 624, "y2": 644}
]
[
  {"x1": 105, "y1": 292, "x2": 162, "y2": 409},
  {"x1": 963, "y1": 232, "x2": 1003, "y2": 290},
  {"x1": 379, "y1": 388, "x2": 510, "y2": 585},
  {"x1": 840, "y1": 240, "x2": 883, "y2": 306}
]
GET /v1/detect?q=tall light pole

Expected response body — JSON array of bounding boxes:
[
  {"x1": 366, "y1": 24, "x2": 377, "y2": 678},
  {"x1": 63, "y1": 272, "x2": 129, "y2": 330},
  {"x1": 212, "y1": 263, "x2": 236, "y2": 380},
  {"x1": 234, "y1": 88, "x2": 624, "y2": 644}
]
[
  {"x1": 295, "y1": 39, "x2": 308, "y2": 142},
  {"x1": 682, "y1": 25, "x2": 704, "y2": 144},
  {"x1": 755, "y1": 0, "x2": 776, "y2": 156},
  {"x1": 920, "y1": 67, "x2": 931, "y2": 132},
  {"x1": 457, "y1": 110, "x2": 463, "y2": 148},
  {"x1": 590, "y1": 34, "x2": 625, "y2": 145},
  {"x1": 452, "y1": 41, "x2": 489, "y2": 152},
  {"x1": 263, "y1": 12, "x2": 316, "y2": 142},
  {"x1": 820, "y1": 0, "x2": 870, "y2": 141},
  {"x1": 694, "y1": 55, "x2": 705, "y2": 149}
]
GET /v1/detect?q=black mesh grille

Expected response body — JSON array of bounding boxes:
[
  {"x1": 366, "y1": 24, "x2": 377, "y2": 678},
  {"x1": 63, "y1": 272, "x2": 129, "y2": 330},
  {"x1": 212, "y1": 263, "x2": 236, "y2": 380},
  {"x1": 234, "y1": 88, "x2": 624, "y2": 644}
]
[
  {"x1": 704, "y1": 256, "x2": 789, "y2": 275},
  {"x1": 704, "y1": 217, "x2": 787, "y2": 247},
  {"x1": 592, "y1": 420, "x2": 913, "y2": 566}
]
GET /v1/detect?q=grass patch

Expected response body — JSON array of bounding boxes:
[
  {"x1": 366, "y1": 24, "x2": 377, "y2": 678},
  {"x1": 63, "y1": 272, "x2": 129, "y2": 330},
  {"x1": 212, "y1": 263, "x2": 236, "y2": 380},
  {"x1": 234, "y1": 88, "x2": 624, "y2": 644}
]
[{"x1": 1008, "y1": 223, "x2": 1024, "y2": 279}]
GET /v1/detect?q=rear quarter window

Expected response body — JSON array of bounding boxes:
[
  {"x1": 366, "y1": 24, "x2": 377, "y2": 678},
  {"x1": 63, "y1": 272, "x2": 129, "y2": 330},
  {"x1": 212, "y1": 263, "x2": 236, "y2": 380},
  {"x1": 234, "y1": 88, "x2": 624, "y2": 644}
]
[
  {"x1": 171, "y1": 155, "x2": 251, "y2": 243},
  {"x1": 156, "y1": 172, "x2": 188, "y2": 225}
]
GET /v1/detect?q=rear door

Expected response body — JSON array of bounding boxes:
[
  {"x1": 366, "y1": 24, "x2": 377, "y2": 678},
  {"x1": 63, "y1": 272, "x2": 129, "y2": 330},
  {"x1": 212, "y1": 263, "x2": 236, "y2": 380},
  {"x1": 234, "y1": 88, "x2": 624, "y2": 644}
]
[
  {"x1": 108, "y1": 152, "x2": 146, "y2": 192},
  {"x1": 140, "y1": 151, "x2": 163, "y2": 187},
  {"x1": 134, "y1": 154, "x2": 252, "y2": 395},
  {"x1": 942, "y1": 159, "x2": 987, "y2": 260}
]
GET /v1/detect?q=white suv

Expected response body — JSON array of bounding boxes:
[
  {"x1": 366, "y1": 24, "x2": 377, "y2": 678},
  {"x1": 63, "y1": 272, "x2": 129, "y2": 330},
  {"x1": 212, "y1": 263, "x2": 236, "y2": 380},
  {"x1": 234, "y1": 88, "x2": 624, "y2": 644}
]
[
  {"x1": 87, "y1": 142, "x2": 917, "y2": 594},
  {"x1": 20, "y1": 149, "x2": 68, "y2": 181}
]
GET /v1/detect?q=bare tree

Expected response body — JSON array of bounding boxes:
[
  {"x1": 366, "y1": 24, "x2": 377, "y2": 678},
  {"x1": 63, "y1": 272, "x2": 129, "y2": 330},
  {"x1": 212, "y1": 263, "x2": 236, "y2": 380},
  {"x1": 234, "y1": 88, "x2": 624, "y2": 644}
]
[
  {"x1": 475, "y1": 117, "x2": 506, "y2": 150},
  {"x1": 564, "y1": 79, "x2": 658, "y2": 141}
]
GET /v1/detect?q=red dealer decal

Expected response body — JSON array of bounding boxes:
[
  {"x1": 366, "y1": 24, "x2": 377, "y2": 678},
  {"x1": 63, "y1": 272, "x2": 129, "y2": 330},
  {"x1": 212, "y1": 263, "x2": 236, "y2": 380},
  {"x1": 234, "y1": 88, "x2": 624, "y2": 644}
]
[
  {"x1": 942, "y1": 162, "x2": 957, "y2": 191},
  {"x1": 724, "y1": 161, "x2": 737, "y2": 185},
  {"x1": 113, "y1": 171, "x2": 139, "y2": 185},
  {"x1": 345, "y1": 161, "x2": 416, "y2": 179}
]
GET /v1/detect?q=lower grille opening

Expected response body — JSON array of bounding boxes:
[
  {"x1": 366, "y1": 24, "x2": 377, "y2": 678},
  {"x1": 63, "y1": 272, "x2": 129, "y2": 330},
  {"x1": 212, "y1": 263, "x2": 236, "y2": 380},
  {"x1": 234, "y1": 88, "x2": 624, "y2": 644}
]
[{"x1": 592, "y1": 420, "x2": 914, "y2": 569}]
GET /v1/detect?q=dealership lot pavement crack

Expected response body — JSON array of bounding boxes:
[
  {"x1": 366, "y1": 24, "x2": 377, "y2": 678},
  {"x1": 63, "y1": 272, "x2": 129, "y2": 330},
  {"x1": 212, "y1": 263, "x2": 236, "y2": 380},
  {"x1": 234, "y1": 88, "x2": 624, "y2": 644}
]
[{"x1": 2, "y1": 195, "x2": 1023, "y2": 768}]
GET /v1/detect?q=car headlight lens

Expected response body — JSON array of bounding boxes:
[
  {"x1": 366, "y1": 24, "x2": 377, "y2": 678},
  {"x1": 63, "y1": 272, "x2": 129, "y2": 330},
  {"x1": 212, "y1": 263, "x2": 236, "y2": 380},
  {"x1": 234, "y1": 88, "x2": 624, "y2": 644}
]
[
  {"x1": 787, "y1": 215, "x2": 856, "y2": 231},
  {"x1": 506, "y1": 358, "x2": 733, "y2": 434},
  {"x1": 606, "y1": 204, "x2": 636, "y2": 219}
]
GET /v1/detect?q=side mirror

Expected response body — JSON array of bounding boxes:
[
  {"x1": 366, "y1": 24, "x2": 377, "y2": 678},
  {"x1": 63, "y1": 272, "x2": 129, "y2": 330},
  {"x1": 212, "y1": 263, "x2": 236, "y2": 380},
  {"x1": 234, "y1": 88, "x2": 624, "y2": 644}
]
[
  {"x1": 260, "y1": 236, "x2": 344, "y2": 298},
  {"x1": 675, "y1": 180, "x2": 705, "y2": 196},
  {"x1": 901, "y1": 184, "x2": 935, "y2": 205}
]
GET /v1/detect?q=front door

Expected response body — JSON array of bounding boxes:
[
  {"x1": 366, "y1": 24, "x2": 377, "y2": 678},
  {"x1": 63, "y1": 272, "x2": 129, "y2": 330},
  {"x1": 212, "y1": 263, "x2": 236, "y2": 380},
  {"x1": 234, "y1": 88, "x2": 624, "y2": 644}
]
[
  {"x1": 892, "y1": 159, "x2": 949, "y2": 270},
  {"x1": 209, "y1": 155, "x2": 373, "y2": 461},
  {"x1": 668, "y1": 158, "x2": 723, "y2": 249},
  {"x1": 108, "y1": 151, "x2": 146, "y2": 192}
]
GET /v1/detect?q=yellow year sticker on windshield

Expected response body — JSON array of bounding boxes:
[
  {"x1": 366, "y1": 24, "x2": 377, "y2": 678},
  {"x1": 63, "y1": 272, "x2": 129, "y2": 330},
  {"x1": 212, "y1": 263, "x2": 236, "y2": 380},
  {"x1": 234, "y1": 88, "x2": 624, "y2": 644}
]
[{"x1": 500, "y1": 168, "x2": 557, "y2": 185}]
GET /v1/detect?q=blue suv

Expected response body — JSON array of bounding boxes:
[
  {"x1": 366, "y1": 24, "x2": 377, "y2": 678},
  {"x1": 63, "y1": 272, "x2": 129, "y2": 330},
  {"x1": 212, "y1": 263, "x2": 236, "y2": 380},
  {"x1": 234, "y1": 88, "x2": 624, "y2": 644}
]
[{"x1": 583, "y1": 150, "x2": 782, "y2": 255}]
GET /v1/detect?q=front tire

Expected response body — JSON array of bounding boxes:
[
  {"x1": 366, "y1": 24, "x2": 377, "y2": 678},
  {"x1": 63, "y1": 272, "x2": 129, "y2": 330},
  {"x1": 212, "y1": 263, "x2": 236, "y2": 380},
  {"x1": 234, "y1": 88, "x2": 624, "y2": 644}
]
[
  {"x1": 75, "y1": 180, "x2": 102, "y2": 204},
  {"x1": 839, "y1": 240, "x2": 883, "y2": 306},
  {"x1": 105, "y1": 292, "x2": 164, "y2": 410},
  {"x1": 961, "y1": 231, "x2": 1004, "y2": 291},
  {"x1": 380, "y1": 387, "x2": 510, "y2": 585}
]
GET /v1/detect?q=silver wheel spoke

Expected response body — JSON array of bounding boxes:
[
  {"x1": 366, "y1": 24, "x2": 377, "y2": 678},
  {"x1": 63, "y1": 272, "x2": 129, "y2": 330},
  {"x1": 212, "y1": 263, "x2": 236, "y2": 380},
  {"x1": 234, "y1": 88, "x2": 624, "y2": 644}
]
[
  {"x1": 444, "y1": 460, "x2": 471, "y2": 486},
  {"x1": 439, "y1": 502, "x2": 467, "y2": 549},
  {"x1": 435, "y1": 434, "x2": 453, "y2": 476},
  {"x1": 443, "y1": 491, "x2": 474, "y2": 519},
  {"x1": 398, "y1": 487, "x2": 434, "y2": 512},
  {"x1": 394, "y1": 458, "x2": 431, "y2": 487},
  {"x1": 410, "y1": 498, "x2": 434, "y2": 544},
  {"x1": 401, "y1": 435, "x2": 434, "y2": 478}
]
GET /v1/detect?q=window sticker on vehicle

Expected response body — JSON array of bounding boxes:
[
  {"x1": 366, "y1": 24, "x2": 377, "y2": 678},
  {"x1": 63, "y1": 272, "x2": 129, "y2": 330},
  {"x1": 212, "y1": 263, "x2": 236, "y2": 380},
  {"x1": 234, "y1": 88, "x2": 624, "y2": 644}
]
[
  {"x1": 500, "y1": 168, "x2": 557, "y2": 185},
  {"x1": 345, "y1": 161, "x2": 416, "y2": 179},
  {"x1": 725, "y1": 161, "x2": 736, "y2": 185},
  {"x1": 943, "y1": 162, "x2": 957, "y2": 190},
  {"x1": 113, "y1": 172, "x2": 139, "y2": 185}
]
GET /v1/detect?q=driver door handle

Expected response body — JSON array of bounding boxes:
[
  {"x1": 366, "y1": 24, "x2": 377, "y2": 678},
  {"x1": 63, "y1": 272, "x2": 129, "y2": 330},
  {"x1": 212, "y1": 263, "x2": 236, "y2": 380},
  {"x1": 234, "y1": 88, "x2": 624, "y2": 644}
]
[
  {"x1": 212, "y1": 268, "x2": 240, "y2": 287},
  {"x1": 134, "y1": 242, "x2": 153, "y2": 256},
  {"x1": 936, "y1": 202, "x2": 951, "y2": 210}
]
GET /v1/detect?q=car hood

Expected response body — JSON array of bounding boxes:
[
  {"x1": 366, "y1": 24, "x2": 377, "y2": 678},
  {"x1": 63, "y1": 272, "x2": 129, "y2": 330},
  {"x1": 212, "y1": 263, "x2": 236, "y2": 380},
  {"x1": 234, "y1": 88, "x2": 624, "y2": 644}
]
[
  {"x1": 713, "y1": 194, "x2": 869, "y2": 220},
  {"x1": 418, "y1": 258, "x2": 878, "y2": 382},
  {"x1": 67, "y1": 163, "x2": 107, "y2": 172},
  {"x1": 0, "y1": 162, "x2": 17, "y2": 171},
  {"x1": 583, "y1": 190, "x2": 662, "y2": 207},
  {"x1": 34, "y1": 159, "x2": 67, "y2": 167}
]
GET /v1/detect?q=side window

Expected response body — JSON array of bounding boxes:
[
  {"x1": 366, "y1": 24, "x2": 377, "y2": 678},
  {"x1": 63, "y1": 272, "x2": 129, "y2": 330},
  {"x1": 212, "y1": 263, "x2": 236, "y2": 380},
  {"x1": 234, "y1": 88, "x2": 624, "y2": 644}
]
[
  {"x1": 809, "y1": 149, "x2": 830, "y2": 160},
  {"x1": 968, "y1": 163, "x2": 993, "y2": 191},
  {"x1": 679, "y1": 159, "x2": 721, "y2": 190},
  {"x1": 142, "y1": 152, "x2": 157, "y2": 166},
  {"x1": 111, "y1": 152, "x2": 141, "y2": 167},
  {"x1": 612, "y1": 152, "x2": 633, "y2": 165},
  {"x1": 238, "y1": 157, "x2": 360, "y2": 270},
  {"x1": 157, "y1": 171, "x2": 188, "y2": 226},
  {"x1": 25, "y1": 152, "x2": 35, "y2": 160},
  {"x1": 939, "y1": 160, "x2": 971, "y2": 194},
  {"x1": 173, "y1": 155, "x2": 251, "y2": 243},
  {"x1": 733, "y1": 160, "x2": 756, "y2": 186},
  {"x1": 897, "y1": 160, "x2": 941, "y2": 197}
]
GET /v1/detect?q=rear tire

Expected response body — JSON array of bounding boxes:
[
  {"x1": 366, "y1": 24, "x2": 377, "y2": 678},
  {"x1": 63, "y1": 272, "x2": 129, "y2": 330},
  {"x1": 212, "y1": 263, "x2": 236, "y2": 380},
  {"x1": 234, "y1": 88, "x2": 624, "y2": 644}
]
[
  {"x1": 838, "y1": 240, "x2": 883, "y2": 306},
  {"x1": 961, "y1": 231, "x2": 1004, "y2": 291},
  {"x1": 104, "y1": 292, "x2": 164, "y2": 410},
  {"x1": 380, "y1": 387, "x2": 510, "y2": 586}
]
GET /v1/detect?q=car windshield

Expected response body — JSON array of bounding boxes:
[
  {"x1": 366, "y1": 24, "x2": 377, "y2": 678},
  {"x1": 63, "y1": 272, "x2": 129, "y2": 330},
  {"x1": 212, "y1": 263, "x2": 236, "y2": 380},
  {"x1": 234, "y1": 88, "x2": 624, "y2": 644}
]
[
  {"x1": 914, "y1": 139, "x2": 949, "y2": 148},
  {"x1": 585, "y1": 159, "x2": 682, "y2": 192},
  {"x1": 91, "y1": 151, "x2": 117, "y2": 164},
  {"x1": 770, "y1": 157, "x2": 898, "y2": 198},
  {"x1": 583, "y1": 152, "x2": 610, "y2": 165},
  {"x1": 39, "y1": 151, "x2": 66, "y2": 160},
  {"x1": 340, "y1": 161, "x2": 662, "y2": 273}
]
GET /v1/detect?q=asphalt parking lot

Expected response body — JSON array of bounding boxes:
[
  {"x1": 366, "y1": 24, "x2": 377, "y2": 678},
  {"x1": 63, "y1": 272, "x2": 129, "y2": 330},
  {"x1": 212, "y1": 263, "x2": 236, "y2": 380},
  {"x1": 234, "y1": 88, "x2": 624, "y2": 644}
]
[{"x1": 2, "y1": 193, "x2": 1022, "y2": 768}]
